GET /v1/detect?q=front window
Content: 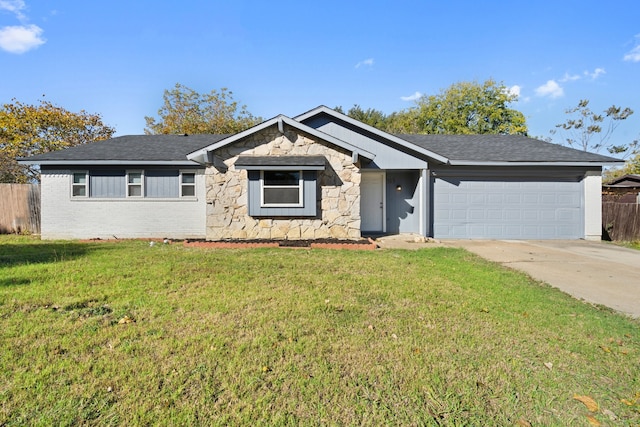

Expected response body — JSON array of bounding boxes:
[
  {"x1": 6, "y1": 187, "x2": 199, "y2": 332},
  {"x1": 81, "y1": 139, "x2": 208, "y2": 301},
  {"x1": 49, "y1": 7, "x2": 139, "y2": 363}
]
[
  {"x1": 261, "y1": 171, "x2": 302, "y2": 207},
  {"x1": 72, "y1": 172, "x2": 88, "y2": 197},
  {"x1": 181, "y1": 172, "x2": 196, "y2": 197},
  {"x1": 127, "y1": 171, "x2": 143, "y2": 197}
]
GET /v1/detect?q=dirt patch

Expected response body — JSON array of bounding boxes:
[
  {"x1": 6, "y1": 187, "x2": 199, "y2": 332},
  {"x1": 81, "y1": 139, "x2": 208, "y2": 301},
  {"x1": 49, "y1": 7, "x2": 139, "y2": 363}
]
[{"x1": 183, "y1": 238, "x2": 378, "y2": 250}]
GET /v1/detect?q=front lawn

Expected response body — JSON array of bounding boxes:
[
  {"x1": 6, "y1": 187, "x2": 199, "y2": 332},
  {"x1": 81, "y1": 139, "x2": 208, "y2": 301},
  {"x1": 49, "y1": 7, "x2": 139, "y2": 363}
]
[{"x1": 1, "y1": 236, "x2": 638, "y2": 426}]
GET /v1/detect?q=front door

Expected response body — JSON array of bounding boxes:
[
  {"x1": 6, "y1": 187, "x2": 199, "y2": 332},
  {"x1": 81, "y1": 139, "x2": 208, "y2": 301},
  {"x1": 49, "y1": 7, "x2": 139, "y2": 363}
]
[{"x1": 361, "y1": 172, "x2": 385, "y2": 233}]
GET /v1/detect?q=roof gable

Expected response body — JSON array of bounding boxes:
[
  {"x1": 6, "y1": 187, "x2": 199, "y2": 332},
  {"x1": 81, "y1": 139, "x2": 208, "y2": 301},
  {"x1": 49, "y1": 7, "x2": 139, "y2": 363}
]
[
  {"x1": 186, "y1": 114, "x2": 375, "y2": 164},
  {"x1": 295, "y1": 106, "x2": 448, "y2": 164},
  {"x1": 604, "y1": 174, "x2": 640, "y2": 187}
]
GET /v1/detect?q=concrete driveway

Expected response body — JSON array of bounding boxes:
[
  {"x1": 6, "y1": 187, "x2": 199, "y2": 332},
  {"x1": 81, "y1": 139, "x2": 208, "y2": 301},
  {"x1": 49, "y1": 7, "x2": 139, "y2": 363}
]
[{"x1": 441, "y1": 240, "x2": 640, "y2": 318}]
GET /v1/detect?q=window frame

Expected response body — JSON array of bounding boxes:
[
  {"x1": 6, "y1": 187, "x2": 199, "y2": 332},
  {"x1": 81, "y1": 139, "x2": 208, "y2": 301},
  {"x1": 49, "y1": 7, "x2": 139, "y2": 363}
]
[
  {"x1": 126, "y1": 170, "x2": 144, "y2": 198},
  {"x1": 260, "y1": 170, "x2": 304, "y2": 208},
  {"x1": 71, "y1": 171, "x2": 89, "y2": 198},
  {"x1": 180, "y1": 170, "x2": 197, "y2": 198}
]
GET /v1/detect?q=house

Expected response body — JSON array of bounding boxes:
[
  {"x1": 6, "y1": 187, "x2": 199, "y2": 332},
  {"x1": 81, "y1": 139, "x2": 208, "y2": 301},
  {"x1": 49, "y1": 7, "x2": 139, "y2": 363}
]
[
  {"x1": 602, "y1": 174, "x2": 640, "y2": 203},
  {"x1": 19, "y1": 106, "x2": 622, "y2": 241}
]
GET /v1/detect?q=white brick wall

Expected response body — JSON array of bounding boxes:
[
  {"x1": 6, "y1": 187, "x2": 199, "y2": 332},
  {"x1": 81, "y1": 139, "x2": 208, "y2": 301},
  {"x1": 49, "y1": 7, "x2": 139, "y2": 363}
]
[{"x1": 40, "y1": 170, "x2": 206, "y2": 240}]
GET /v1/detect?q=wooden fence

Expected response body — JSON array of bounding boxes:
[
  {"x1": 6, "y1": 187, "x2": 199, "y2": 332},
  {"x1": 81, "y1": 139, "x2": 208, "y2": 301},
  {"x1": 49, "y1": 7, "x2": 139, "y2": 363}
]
[
  {"x1": 602, "y1": 202, "x2": 640, "y2": 241},
  {"x1": 0, "y1": 184, "x2": 40, "y2": 234}
]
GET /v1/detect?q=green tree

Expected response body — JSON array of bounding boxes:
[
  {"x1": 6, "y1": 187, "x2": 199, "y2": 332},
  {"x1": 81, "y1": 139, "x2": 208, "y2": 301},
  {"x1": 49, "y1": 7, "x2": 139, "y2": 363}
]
[
  {"x1": 335, "y1": 105, "x2": 389, "y2": 129},
  {"x1": 552, "y1": 99, "x2": 634, "y2": 155},
  {"x1": 144, "y1": 84, "x2": 261, "y2": 135},
  {"x1": 603, "y1": 135, "x2": 640, "y2": 182},
  {"x1": 390, "y1": 79, "x2": 528, "y2": 135},
  {"x1": 0, "y1": 98, "x2": 115, "y2": 183}
]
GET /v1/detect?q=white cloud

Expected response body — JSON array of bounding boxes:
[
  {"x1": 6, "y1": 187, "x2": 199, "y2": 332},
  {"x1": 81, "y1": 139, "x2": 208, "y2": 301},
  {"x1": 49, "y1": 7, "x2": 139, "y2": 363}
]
[
  {"x1": 535, "y1": 80, "x2": 564, "y2": 98},
  {"x1": 400, "y1": 91, "x2": 422, "y2": 101},
  {"x1": 504, "y1": 85, "x2": 530, "y2": 103},
  {"x1": 355, "y1": 58, "x2": 374, "y2": 68},
  {"x1": 506, "y1": 85, "x2": 521, "y2": 97},
  {"x1": 0, "y1": 0, "x2": 26, "y2": 20},
  {"x1": 585, "y1": 67, "x2": 606, "y2": 80},
  {"x1": 559, "y1": 72, "x2": 581, "y2": 82},
  {"x1": 623, "y1": 40, "x2": 640, "y2": 62},
  {"x1": 0, "y1": 24, "x2": 45, "y2": 53}
]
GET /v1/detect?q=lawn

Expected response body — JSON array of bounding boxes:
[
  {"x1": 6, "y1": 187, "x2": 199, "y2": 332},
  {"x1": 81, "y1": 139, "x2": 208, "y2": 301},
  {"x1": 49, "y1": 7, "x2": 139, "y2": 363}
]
[{"x1": 1, "y1": 236, "x2": 638, "y2": 426}]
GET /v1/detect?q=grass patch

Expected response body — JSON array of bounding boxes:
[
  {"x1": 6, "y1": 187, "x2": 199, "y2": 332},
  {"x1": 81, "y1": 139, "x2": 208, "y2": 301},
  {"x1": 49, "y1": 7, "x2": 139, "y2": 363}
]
[
  {"x1": 614, "y1": 240, "x2": 640, "y2": 251},
  {"x1": 1, "y1": 236, "x2": 639, "y2": 425}
]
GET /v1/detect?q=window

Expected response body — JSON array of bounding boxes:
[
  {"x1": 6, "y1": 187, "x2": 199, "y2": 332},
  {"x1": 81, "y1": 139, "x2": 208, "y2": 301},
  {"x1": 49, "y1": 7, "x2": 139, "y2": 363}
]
[
  {"x1": 235, "y1": 156, "x2": 324, "y2": 217},
  {"x1": 127, "y1": 171, "x2": 143, "y2": 197},
  {"x1": 181, "y1": 172, "x2": 196, "y2": 197},
  {"x1": 72, "y1": 172, "x2": 88, "y2": 197},
  {"x1": 261, "y1": 171, "x2": 302, "y2": 207},
  {"x1": 72, "y1": 169, "x2": 199, "y2": 200}
]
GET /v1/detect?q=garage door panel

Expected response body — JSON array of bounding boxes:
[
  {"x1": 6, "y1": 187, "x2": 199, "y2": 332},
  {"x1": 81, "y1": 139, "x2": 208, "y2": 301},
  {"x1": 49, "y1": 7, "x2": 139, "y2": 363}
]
[
  {"x1": 505, "y1": 209, "x2": 521, "y2": 220},
  {"x1": 451, "y1": 209, "x2": 467, "y2": 220},
  {"x1": 505, "y1": 194, "x2": 521, "y2": 203},
  {"x1": 434, "y1": 177, "x2": 583, "y2": 239},
  {"x1": 486, "y1": 209, "x2": 502, "y2": 220},
  {"x1": 452, "y1": 194, "x2": 467, "y2": 204},
  {"x1": 469, "y1": 209, "x2": 485, "y2": 220},
  {"x1": 469, "y1": 194, "x2": 485, "y2": 204},
  {"x1": 487, "y1": 194, "x2": 503, "y2": 204}
]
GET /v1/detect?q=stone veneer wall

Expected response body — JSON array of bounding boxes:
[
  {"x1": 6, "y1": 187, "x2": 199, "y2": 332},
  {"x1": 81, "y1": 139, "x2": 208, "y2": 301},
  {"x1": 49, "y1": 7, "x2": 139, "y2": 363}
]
[{"x1": 205, "y1": 125, "x2": 361, "y2": 240}]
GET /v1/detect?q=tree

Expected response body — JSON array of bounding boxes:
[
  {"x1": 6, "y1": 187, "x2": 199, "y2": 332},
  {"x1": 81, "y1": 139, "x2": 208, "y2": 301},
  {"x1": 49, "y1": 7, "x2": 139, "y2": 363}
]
[
  {"x1": 0, "y1": 98, "x2": 115, "y2": 183},
  {"x1": 603, "y1": 134, "x2": 640, "y2": 182},
  {"x1": 144, "y1": 84, "x2": 261, "y2": 135},
  {"x1": 552, "y1": 99, "x2": 634, "y2": 155},
  {"x1": 335, "y1": 105, "x2": 389, "y2": 130},
  {"x1": 389, "y1": 79, "x2": 528, "y2": 135}
]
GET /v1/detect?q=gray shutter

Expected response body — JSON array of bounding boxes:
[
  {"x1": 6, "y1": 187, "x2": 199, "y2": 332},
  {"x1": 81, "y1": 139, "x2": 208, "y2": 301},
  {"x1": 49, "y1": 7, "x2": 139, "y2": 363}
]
[
  {"x1": 90, "y1": 170, "x2": 125, "y2": 198},
  {"x1": 145, "y1": 169, "x2": 179, "y2": 198}
]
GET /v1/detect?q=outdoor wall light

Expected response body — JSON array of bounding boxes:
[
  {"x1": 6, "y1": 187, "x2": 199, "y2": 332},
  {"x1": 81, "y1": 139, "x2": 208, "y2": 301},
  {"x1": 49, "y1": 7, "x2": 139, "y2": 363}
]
[{"x1": 396, "y1": 185, "x2": 402, "y2": 191}]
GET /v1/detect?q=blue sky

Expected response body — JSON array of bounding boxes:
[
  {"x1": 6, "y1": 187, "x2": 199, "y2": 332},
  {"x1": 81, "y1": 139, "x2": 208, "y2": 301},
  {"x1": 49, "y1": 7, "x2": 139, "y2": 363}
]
[{"x1": 1, "y1": 0, "x2": 639, "y2": 154}]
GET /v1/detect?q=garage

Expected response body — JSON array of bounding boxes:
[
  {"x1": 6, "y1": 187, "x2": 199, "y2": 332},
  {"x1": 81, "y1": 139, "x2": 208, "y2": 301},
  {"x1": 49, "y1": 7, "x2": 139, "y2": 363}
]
[{"x1": 433, "y1": 174, "x2": 584, "y2": 239}]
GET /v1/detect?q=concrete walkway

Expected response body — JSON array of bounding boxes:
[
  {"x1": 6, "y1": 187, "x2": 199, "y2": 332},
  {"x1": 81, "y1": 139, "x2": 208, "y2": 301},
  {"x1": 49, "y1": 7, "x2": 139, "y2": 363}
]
[{"x1": 376, "y1": 235, "x2": 640, "y2": 318}]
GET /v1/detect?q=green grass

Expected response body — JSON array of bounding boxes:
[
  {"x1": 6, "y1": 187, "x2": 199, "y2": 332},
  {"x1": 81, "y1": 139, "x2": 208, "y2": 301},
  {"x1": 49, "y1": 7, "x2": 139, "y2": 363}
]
[
  {"x1": 615, "y1": 240, "x2": 640, "y2": 251},
  {"x1": 1, "y1": 235, "x2": 639, "y2": 426}
]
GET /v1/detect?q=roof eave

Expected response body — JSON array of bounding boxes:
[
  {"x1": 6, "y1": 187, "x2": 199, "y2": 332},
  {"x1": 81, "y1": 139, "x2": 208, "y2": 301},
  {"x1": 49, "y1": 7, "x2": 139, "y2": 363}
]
[
  {"x1": 18, "y1": 160, "x2": 201, "y2": 166},
  {"x1": 447, "y1": 160, "x2": 623, "y2": 167}
]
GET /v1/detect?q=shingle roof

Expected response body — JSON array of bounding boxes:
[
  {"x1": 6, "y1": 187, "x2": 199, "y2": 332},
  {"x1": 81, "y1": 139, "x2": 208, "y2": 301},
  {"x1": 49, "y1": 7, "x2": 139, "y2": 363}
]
[
  {"x1": 19, "y1": 129, "x2": 622, "y2": 166},
  {"x1": 19, "y1": 134, "x2": 229, "y2": 163},
  {"x1": 396, "y1": 134, "x2": 622, "y2": 163},
  {"x1": 603, "y1": 174, "x2": 640, "y2": 187}
]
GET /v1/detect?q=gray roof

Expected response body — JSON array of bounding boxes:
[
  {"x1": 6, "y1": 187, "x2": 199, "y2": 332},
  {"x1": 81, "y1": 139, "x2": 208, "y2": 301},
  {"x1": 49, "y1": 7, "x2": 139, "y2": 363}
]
[
  {"x1": 19, "y1": 134, "x2": 229, "y2": 164},
  {"x1": 19, "y1": 130, "x2": 622, "y2": 167},
  {"x1": 397, "y1": 134, "x2": 622, "y2": 164},
  {"x1": 603, "y1": 174, "x2": 640, "y2": 187}
]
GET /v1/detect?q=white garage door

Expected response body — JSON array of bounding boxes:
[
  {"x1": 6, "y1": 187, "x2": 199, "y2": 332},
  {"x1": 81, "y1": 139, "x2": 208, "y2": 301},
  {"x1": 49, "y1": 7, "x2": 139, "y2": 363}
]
[{"x1": 433, "y1": 177, "x2": 584, "y2": 239}]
